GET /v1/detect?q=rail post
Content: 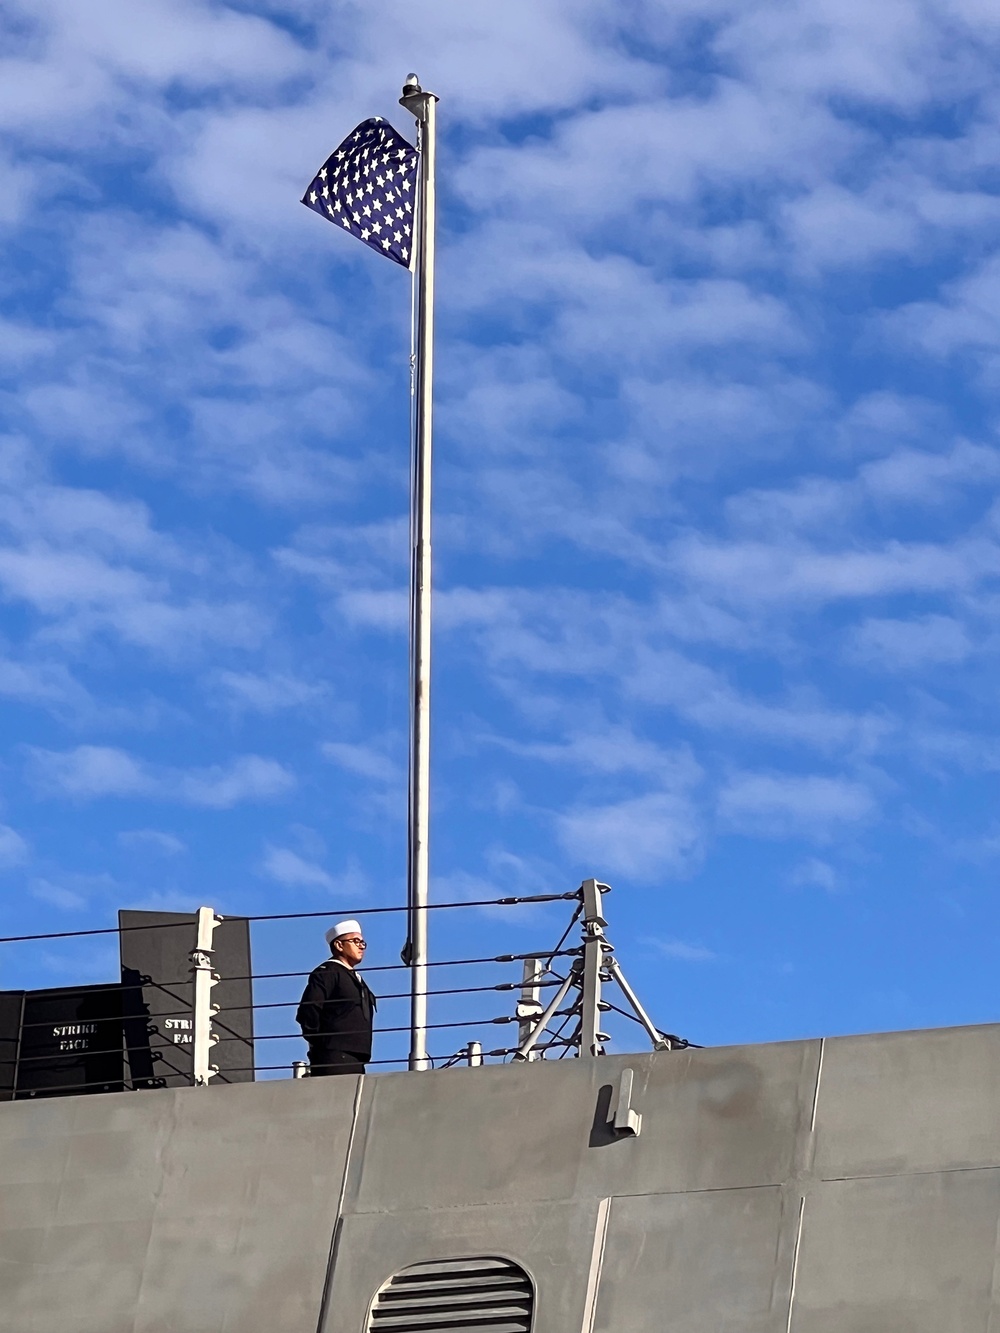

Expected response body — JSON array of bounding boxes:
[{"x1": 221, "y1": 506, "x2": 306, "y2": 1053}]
[
  {"x1": 190, "y1": 906, "x2": 221, "y2": 1087},
  {"x1": 516, "y1": 957, "x2": 545, "y2": 1060},
  {"x1": 579, "y1": 879, "x2": 610, "y2": 1057}
]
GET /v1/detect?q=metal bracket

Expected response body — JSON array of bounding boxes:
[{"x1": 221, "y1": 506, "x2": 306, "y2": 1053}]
[
  {"x1": 580, "y1": 878, "x2": 609, "y2": 928},
  {"x1": 611, "y1": 1067, "x2": 642, "y2": 1137}
]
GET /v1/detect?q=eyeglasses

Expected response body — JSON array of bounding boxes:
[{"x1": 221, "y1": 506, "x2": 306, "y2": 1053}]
[{"x1": 342, "y1": 937, "x2": 367, "y2": 948}]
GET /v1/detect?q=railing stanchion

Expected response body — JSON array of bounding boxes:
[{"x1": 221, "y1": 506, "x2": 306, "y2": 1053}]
[
  {"x1": 516, "y1": 957, "x2": 545, "y2": 1060},
  {"x1": 579, "y1": 879, "x2": 610, "y2": 1058},
  {"x1": 190, "y1": 906, "x2": 222, "y2": 1087}
]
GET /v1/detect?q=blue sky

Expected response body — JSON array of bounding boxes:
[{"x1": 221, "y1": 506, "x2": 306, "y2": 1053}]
[{"x1": 1, "y1": 0, "x2": 1000, "y2": 1067}]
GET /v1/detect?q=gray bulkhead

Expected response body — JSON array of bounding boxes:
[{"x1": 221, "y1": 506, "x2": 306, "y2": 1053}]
[{"x1": 2, "y1": 1024, "x2": 1000, "y2": 1331}]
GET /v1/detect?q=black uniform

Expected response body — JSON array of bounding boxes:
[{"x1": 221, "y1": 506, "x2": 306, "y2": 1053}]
[{"x1": 296, "y1": 959, "x2": 377, "y2": 1075}]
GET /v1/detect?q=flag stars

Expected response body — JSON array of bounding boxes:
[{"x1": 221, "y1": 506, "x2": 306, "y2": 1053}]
[{"x1": 302, "y1": 116, "x2": 418, "y2": 267}]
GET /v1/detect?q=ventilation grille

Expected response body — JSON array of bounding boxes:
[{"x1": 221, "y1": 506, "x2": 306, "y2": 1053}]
[{"x1": 369, "y1": 1257, "x2": 533, "y2": 1333}]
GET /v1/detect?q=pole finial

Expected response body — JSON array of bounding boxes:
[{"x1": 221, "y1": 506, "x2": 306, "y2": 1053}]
[{"x1": 400, "y1": 73, "x2": 437, "y2": 121}]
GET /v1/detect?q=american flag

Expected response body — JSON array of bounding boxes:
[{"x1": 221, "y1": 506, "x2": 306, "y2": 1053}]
[{"x1": 301, "y1": 117, "x2": 419, "y2": 268}]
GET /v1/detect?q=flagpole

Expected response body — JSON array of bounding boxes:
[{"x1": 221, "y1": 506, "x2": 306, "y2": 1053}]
[{"x1": 400, "y1": 73, "x2": 437, "y2": 1072}]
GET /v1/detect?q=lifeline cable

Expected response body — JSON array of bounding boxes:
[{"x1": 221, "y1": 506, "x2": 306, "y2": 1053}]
[{"x1": 0, "y1": 892, "x2": 579, "y2": 946}]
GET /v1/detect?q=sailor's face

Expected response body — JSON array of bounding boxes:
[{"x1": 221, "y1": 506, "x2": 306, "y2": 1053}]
[{"x1": 335, "y1": 934, "x2": 367, "y2": 967}]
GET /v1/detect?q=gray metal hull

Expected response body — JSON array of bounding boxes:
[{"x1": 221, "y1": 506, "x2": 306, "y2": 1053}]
[{"x1": 3, "y1": 1024, "x2": 999, "y2": 1331}]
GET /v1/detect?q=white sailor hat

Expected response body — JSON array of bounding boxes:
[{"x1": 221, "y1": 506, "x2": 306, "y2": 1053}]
[{"x1": 325, "y1": 919, "x2": 362, "y2": 947}]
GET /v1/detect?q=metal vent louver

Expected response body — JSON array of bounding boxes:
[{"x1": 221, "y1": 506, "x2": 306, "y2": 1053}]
[{"x1": 368, "y1": 1256, "x2": 533, "y2": 1333}]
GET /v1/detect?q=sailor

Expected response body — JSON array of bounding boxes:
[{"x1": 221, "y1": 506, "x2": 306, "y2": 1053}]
[{"x1": 296, "y1": 919, "x2": 377, "y2": 1076}]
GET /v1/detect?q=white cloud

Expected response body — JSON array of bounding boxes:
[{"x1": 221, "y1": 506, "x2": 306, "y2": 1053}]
[
  {"x1": 28, "y1": 869, "x2": 116, "y2": 913},
  {"x1": 176, "y1": 755, "x2": 296, "y2": 808},
  {"x1": 117, "y1": 828, "x2": 186, "y2": 855},
  {"x1": 780, "y1": 183, "x2": 922, "y2": 271},
  {"x1": 718, "y1": 772, "x2": 876, "y2": 839},
  {"x1": 119, "y1": 889, "x2": 204, "y2": 914},
  {"x1": 860, "y1": 441, "x2": 1000, "y2": 505},
  {"x1": 557, "y1": 791, "x2": 703, "y2": 883},
  {"x1": 627, "y1": 646, "x2": 890, "y2": 756},
  {"x1": 28, "y1": 745, "x2": 295, "y2": 807},
  {"x1": 790, "y1": 858, "x2": 839, "y2": 892},
  {"x1": 214, "y1": 670, "x2": 326, "y2": 712},
  {"x1": 260, "y1": 845, "x2": 336, "y2": 892},
  {"x1": 0, "y1": 824, "x2": 29, "y2": 870},
  {"x1": 0, "y1": 0, "x2": 305, "y2": 150},
  {"x1": 850, "y1": 616, "x2": 973, "y2": 671},
  {"x1": 0, "y1": 654, "x2": 90, "y2": 710},
  {"x1": 28, "y1": 744, "x2": 150, "y2": 798},
  {"x1": 725, "y1": 441, "x2": 1000, "y2": 539},
  {"x1": 703, "y1": 0, "x2": 996, "y2": 107},
  {"x1": 337, "y1": 589, "x2": 408, "y2": 632},
  {"x1": 31, "y1": 878, "x2": 87, "y2": 911},
  {"x1": 434, "y1": 847, "x2": 562, "y2": 921},
  {"x1": 260, "y1": 846, "x2": 369, "y2": 902},
  {"x1": 322, "y1": 741, "x2": 400, "y2": 785},
  {"x1": 647, "y1": 936, "x2": 717, "y2": 963},
  {"x1": 672, "y1": 534, "x2": 999, "y2": 606},
  {"x1": 889, "y1": 254, "x2": 1000, "y2": 367},
  {"x1": 492, "y1": 725, "x2": 702, "y2": 782},
  {"x1": 0, "y1": 471, "x2": 271, "y2": 659}
]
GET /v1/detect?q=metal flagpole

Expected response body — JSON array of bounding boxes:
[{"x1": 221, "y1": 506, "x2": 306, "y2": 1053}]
[
  {"x1": 399, "y1": 73, "x2": 438, "y2": 1071},
  {"x1": 299, "y1": 100, "x2": 433, "y2": 1071}
]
